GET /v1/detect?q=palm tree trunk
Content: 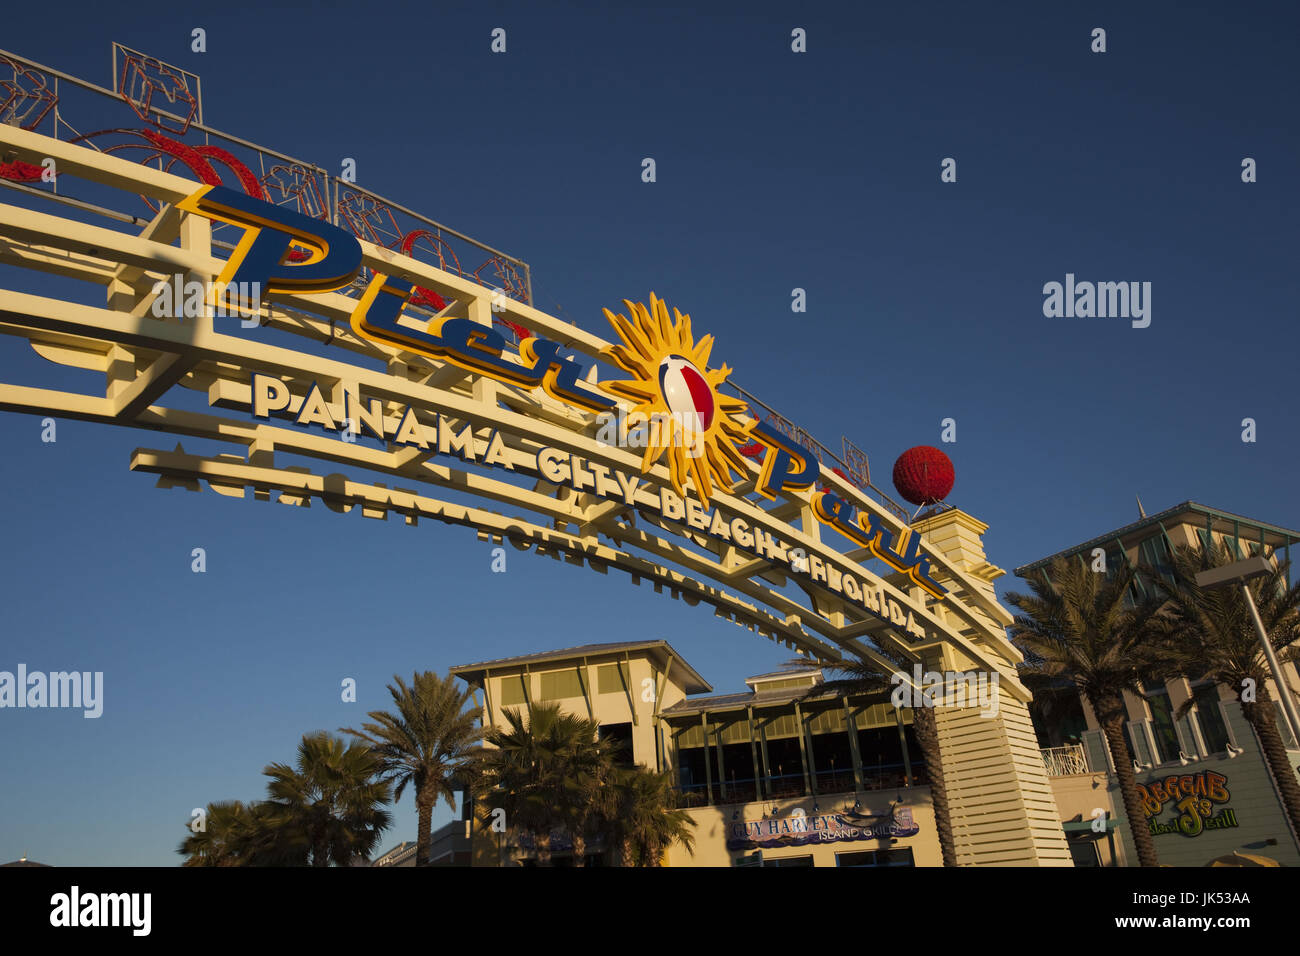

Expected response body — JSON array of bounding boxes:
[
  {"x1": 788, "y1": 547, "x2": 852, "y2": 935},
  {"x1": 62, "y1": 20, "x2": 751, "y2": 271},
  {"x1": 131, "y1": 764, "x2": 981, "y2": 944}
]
[
  {"x1": 1097, "y1": 710, "x2": 1160, "y2": 867},
  {"x1": 571, "y1": 823, "x2": 587, "y2": 867},
  {"x1": 536, "y1": 832, "x2": 552, "y2": 866},
  {"x1": 620, "y1": 837, "x2": 635, "y2": 867},
  {"x1": 569, "y1": 811, "x2": 590, "y2": 863},
  {"x1": 910, "y1": 708, "x2": 957, "y2": 867},
  {"x1": 1242, "y1": 688, "x2": 1300, "y2": 841},
  {"x1": 416, "y1": 793, "x2": 433, "y2": 868}
]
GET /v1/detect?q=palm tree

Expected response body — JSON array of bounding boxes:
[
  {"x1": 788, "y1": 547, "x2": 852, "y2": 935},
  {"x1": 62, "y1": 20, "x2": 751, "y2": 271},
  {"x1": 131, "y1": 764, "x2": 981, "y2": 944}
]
[
  {"x1": 341, "y1": 671, "x2": 484, "y2": 867},
  {"x1": 1144, "y1": 540, "x2": 1300, "y2": 838},
  {"x1": 177, "y1": 800, "x2": 308, "y2": 866},
  {"x1": 177, "y1": 801, "x2": 253, "y2": 866},
  {"x1": 1006, "y1": 557, "x2": 1164, "y2": 867},
  {"x1": 792, "y1": 652, "x2": 958, "y2": 867},
  {"x1": 480, "y1": 702, "x2": 608, "y2": 865},
  {"x1": 606, "y1": 767, "x2": 696, "y2": 866},
  {"x1": 567, "y1": 743, "x2": 617, "y2": 866},
  {"x1": 262, "y1": 731, "x2": 393, "y2": 867}
]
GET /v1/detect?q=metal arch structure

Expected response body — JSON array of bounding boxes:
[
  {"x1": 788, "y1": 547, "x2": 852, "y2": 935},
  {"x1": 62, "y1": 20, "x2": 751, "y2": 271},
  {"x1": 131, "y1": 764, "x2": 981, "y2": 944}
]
[
  {"x1": 0, "y1": 122, "x2": 1009, "y2": 680},
  {"x1": 0, "y1": 114, "x2": 1071, "y2": 864}
]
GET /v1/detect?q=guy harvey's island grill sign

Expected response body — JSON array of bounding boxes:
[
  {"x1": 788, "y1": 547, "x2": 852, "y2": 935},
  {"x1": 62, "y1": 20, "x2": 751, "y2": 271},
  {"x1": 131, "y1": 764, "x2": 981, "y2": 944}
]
[
  {"x1": 174, "y1": 186, "x2": 948, "y2": 635},
  {"x1": 727, "y1": 807, "x2": 921, "y2": 850}
]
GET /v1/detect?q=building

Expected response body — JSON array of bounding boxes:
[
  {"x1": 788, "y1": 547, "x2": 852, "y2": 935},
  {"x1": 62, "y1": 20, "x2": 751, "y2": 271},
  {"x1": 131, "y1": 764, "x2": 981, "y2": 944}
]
[
  {"x1": 450, "y1": 640, "x2": 943, "y2": 866},
  {"x1": 447, "y1": 508, "x2": 1077, "y2": 867},
  {"x1": 371, "y1": 842, "x2": 418, "y2": 867},
  {"x1": 372, "y1": 822, "x2": 472, "y2": 867},
  {"x1": 1014, "y1": 501, "x2": 1300, "y2": 866}
]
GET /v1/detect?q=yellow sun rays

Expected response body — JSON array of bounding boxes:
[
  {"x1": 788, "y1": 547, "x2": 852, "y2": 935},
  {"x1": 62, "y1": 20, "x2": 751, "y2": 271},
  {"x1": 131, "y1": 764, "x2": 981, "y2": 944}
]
[{"x1": 599, "y1": 293, "x2": 755, "y2": 505}]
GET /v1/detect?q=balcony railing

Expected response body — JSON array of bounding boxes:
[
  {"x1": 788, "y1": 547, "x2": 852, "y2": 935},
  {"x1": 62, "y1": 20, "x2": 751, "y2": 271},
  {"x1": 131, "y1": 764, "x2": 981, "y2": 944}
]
[
  {"x1": 812, "y1": 768, "x2": 859, "y2": 795},
  {"x1": 676, "y1": 762, "x2": 919, "y2": 806},
  {"x1": 1041, "y1": 744, "x2": 1089, "y2": 776}
]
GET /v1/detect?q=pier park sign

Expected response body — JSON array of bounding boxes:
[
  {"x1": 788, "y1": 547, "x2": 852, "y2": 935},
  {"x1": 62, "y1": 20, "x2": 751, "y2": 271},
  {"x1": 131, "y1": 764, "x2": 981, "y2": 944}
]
[{"x1": 0, "y1": 121, "x2": 1031, "y2": 700}]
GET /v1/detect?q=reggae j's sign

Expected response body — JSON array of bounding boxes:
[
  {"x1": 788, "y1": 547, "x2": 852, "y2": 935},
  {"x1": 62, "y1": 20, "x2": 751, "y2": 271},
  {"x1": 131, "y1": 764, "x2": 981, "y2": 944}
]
[
  {"x1": 175, "y1": 186, "x2": 949, "y2": 625},
  {"x1": 1139, "y1": 771, "x2": 1239, "y2": 838}
]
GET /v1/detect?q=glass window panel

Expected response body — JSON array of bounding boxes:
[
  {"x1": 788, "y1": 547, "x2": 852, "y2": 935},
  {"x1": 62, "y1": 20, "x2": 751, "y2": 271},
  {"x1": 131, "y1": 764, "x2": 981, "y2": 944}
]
[
  {"x1": 1192, "y1": 684, "x2": 1230, "y2": 753},
  {"x1": 1125, "y1": 720, "x2": 1153, "y2": 766},
  {"x1": 1145, "y1": 691, "x2": 1180, "y2": 764},
  {"x1": 836, "y1": 851, "x2": 875, "y2": 867}
]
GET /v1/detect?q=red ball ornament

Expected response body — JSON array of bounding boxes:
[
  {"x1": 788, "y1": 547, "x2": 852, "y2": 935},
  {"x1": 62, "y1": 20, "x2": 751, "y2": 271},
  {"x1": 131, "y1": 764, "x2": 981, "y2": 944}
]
[{"x1": 892, "y1": 446, "x2": 955, "y2": 506}]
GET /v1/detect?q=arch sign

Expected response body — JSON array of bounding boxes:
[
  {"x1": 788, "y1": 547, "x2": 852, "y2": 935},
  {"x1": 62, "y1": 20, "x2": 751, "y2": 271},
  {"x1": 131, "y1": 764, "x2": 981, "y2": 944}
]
[{"x1": 0, "y1": 122, "x2": 1028, "y2": 700}]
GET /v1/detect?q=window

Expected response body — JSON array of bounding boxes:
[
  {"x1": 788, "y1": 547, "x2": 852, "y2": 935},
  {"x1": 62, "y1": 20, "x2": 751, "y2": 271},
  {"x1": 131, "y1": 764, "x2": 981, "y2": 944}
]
[
  {"x1": 1124, "y1": 720, "x2": 1152, "y2": 767},
  {"x1": 1102, "y1": 548, "x2": 1125, "y2": 580},
  {"x1": 1145, "y1": 688, "x2": 1181, "y2": 764},
  {"x1": 874, "y1": 848, "x2": 915, "y2": 867},
  {"x1": 1197, "y1": 529, "x2": 1241, "y2": 557},
  {"x1": 901, "y1": 723, "x2": 928, "y2": 785},
  {"x1": 1137, "y1": 534, "x2": 1176, "y2": 588},
  {"x1": 857, "y1": 724, "x2": 908, "y2": 790},
  {"x1": 539, "y1": 669, "x2": 583, "y2": 700},
  {"x1": 1201, "y1": 532, "x2": 1242, "y2": 558},
  {"x1": 766, "y1": 855, "x2": 814, "y2": 867},
  {"x1": 597, "y1": 662, "x2": 630, "y2": 695},
  {"x1": 1027, "y1": 680, "x2": 1088, "y2": 748},
  {"x1": 764, "y1": 736, "x2": 805, "y2": 797},
  {"x1": 754, "y1": 676, "x2": 818, "y2": 692},
  {"x1": 675, "y1": 744, "x2": 710, "y2": 804},
  {"x1": 1187, "y1": 685, "x2": 1227, "y2": 753},
  {"x1": 808, "y1": 709, "x2": 854, "y2": 795},
  {"x1": 719, "y1": 741, "x2": 758, "y2": 803},
  {"x1": 836, "y1": 848, "x2": 915, "y2": 867},
  {"x1": 1067, "y1": 839, "x2": 1101, "y2": 868},
  {"x1": 499, "y1": 675, "x2": 526, "y2": 706},
  {"x1": 599, "y1": 722, "x2": 635, "y2": 768}
]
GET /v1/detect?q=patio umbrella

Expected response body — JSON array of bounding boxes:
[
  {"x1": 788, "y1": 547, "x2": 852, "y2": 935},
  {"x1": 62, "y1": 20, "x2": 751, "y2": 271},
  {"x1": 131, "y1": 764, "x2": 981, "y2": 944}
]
[{"x1": 1205, "y1": 850, "x2": 1281, "y2": 867}]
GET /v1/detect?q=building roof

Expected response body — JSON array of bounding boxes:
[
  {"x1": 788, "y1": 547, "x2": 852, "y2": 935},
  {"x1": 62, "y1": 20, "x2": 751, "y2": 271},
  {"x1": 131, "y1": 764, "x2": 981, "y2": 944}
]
[
  {"x1": 1014, "y1": 501, "x2": 1300, "y2": 577},
  {"x1": 660, "y1": 679, "x2": 874, "y2": 719},
  {"x1": 448, "y1": 640, "x2": 712, "y2": 695},
  {"x1": 745, "y1": 666, "x2": 821, "y2": 683},
  {"x1": 372, "y1": 841, "x2": 417, "y2": 867}
]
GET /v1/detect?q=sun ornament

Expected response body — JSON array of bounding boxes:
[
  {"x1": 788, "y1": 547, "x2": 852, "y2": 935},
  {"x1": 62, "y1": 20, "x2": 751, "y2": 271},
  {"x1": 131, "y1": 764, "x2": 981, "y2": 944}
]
[{"x1": 599, "y1": 294, "x2": 756, "y2": 505}]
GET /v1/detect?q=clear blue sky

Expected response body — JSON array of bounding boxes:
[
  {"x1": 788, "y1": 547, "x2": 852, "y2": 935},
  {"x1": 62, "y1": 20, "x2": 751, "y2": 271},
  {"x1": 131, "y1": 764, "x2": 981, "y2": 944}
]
[{"x1": 1, "y1": 0, "x2": 1297, "y2": 865}]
